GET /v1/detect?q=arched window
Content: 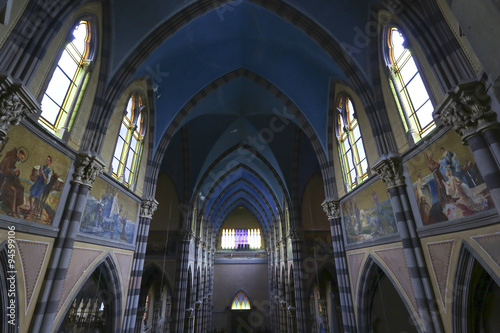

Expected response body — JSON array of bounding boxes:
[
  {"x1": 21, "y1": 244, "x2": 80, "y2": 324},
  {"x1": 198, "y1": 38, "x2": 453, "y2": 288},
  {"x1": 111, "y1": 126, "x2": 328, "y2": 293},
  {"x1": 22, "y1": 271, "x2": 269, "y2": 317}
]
[
  {"x1": 231, "y1": 291, "x2": 251, "y2": 310},
  {"x1": 40, "y1": 20, "x2": 94, "y2": 138},
  {"x1": 336, "y1": 95, "x2": 368, "y2": 191},
  {"x1": 387, "y1": 27, "x2": 435, "y2": 141},
  {"x1": 111, "y1": 93, "x2": 146, "y2": 188}
]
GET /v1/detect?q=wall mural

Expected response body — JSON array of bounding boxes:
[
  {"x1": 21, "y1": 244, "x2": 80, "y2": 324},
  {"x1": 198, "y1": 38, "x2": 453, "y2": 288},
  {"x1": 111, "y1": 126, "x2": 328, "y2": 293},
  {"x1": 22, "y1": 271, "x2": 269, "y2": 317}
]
[
  {"x1": 406, "y1": 130, "x2": 494, "y2": 226},
  {"x1": 0, "y1": 126, "x2": 71, "y2": 224},
  {"x1": 80, "y1": 177, "x2": 139, "y2": 244},
  {"x1": 341, "y1": 180, "x2": 397, "y2": 244}
]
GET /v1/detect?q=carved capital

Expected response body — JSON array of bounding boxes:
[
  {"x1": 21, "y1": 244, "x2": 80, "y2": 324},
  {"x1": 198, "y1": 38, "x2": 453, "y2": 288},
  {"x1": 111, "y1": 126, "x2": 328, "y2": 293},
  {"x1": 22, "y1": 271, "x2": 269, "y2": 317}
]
[
  {"x1": 71, "y1": 153, "x2": 105, "y2": 188},
  {"x1": 435, "y1": 80, "x2": 497, "y2": 141},
  {"x1": 321, "y1": 198, "x2": 340, "y2": 220},
  {"x1": 140, "y1": 197, "x2": 158, "y2": 219},
  {"x1": 372, "y1": 155, "x2": 405, "y2": 189},
  {"x1": 0, "y1": 75, "x2": 40, "y2": 143}
]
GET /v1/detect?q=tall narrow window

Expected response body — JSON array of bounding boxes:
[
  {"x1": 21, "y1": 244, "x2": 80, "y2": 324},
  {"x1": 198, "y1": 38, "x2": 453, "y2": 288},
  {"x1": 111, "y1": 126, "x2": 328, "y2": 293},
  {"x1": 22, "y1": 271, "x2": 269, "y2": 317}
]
[
  {"x1": 40, "y1": 20, "x2": 93, "y2": 137},
  {"x1": 231, "y1": 291, "x2": 251, "y2": 310},
  {"x1": 387, "y1": 27, "x2": 435, "y2": 141},
  {"x1": 336, "y1": 96, "x2": 368, "y2": 191},
  {"x1": 111, "y1": 94, "x2": 145, "y2": 188}
]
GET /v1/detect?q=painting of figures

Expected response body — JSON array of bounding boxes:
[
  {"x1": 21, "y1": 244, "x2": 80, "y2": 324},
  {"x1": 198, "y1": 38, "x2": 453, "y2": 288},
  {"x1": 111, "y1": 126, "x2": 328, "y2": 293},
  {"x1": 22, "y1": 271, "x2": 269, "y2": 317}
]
[
  {"x1": 341, "y1": 180, "x2": 397, "y2": 244},
  {"x1": 407, "y1": 131, "x2": 494, "y2": 226},
  {"x1": 80, "y1": 177, "x2": 139, "y2": 244},
  {"x1": 0, "y1": 126, "x2": 71, "y2": 224}
]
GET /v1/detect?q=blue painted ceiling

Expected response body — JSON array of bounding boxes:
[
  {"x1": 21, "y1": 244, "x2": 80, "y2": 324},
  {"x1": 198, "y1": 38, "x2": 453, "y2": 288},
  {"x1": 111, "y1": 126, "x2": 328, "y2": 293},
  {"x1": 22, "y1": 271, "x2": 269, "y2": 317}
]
[{"x1": 110, "y1": 0, "x2": 374, "y2": 231}]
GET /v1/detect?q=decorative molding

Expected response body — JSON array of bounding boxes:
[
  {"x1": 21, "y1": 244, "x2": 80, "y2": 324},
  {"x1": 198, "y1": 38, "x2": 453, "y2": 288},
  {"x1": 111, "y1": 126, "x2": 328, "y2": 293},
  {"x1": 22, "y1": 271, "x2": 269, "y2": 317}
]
[
  {"x1": 71, "y1": 152, "x2": 106, "y2": 188},
  {"x1": 0, "y1": 74, "x2": 40, "y2": 144},
  {"x1": 372, "y1": 155, "x2": 405, "y2": 189},
  {"x1": 321, "y1": 198, "x2": 340, "y2": 220},
  {"x1": 140, "y1": 197, "x2": 158, "y2": 219},
  {"x1": 434, "y1": 80, "x2": 497, "y2": 142}
]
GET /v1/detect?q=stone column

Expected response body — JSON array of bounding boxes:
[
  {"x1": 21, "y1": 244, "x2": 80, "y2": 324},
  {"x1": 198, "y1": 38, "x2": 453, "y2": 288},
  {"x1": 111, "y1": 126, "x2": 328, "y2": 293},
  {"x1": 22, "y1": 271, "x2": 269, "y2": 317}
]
[
  {"x1": 435, "y1": 80, "x2": 500, "y2": 209},
  {"x1": 172, "y1": 230, "x2": 194, "y2": 332},
  {"x1": 123, "y1": 197, "x2": 159, "y2": 332},
  {"x1": 290, "y1": 230, "x2": 307, "y2": 333},
  {"x1": 0, "y1": 74, "x2": 40, "y2": 144},
  {"x1": 373, "y1": 156, "x2": 443, "y2": 333},
  {"x1": 31, "y1": 153, "x2": 105, "y2": 333},
  {"x1": 321, "y1": 199, "x2": 357, "y2": 333}
]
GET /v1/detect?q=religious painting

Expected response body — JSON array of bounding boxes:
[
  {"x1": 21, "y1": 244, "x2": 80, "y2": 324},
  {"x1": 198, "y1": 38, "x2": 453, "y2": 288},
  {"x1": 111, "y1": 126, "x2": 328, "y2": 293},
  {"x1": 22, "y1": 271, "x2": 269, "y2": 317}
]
[
  {"x1": 0, "y1": 126, "x2": 71, "y2": 224},
  {"x1": 406, "y1": 130, "x2": 494, "y2": 226},
  {"x1": 80, "y1": 177, "x2": 139, "y2": 244},
  {"x1": 341, "y1": 180, "x2": 397, "y2": 244}
]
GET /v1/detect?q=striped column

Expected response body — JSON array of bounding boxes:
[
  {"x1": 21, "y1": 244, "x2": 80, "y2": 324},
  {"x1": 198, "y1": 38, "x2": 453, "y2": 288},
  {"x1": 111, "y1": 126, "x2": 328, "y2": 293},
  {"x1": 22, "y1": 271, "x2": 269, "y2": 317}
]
[
  {"x1": 321, "y1": 199, "x2": 357, "y2": 333},
  {"x1": 373, "y1": 156, "x2": 443, "y2": 333},
  {"x1": 436, "y1": 80, "x2": 500, "y2": 209},
  {"x1": 122, "y1": 197, "x2": 158, "y2": 332},
  {"x1": 290, "y1": 231, "x2": 307, "y2": 333},
  {"x1": 30, "y1": 153, "x2": 105, "y2": 333},
  {"x1": 172, "y1": 230, "x2": 194, "y2": 332}
]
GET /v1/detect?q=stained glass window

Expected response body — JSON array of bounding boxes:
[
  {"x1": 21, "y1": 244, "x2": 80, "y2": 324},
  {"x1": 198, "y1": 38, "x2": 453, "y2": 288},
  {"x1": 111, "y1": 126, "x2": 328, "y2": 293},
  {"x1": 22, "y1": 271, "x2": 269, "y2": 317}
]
[
  {"x1": 388, "y1": 27, "x2": 435, "y2": 139},
  {"x1": 221, "y1": 228, "x2": 261, "y2": 249},
  {"x1": 336, "y1": 96, "x2": 368, "y2": 191},
  {"x1": 231, "y1": 292, "x2": 251, "y2": 310},
  {"x1": 111, "y1": 94, "x2": 145, "y2": 188},
  {"x1": 40, "y1": 21, "x2": 92, "y2": 136}
]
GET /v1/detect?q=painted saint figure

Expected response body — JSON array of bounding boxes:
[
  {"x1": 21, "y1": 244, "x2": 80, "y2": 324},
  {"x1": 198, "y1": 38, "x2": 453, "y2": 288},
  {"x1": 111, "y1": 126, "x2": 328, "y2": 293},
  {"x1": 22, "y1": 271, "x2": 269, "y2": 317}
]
[
  {"x1": 425, "y1": 150, "x2": 450, "y2": 205},
  {"x1": 28, "y1": 155, "x2": 53, "y2": 214},
  {"x1": 0, "y1": 147, "x2": 27, "y2": 217}
]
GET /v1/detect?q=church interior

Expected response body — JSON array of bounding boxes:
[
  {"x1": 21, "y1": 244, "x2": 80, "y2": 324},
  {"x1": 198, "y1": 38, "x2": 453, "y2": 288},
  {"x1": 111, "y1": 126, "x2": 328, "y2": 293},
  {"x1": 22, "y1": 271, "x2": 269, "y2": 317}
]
[{"x1": 1, "y1": 0, "x2": 500, "y2": 332}]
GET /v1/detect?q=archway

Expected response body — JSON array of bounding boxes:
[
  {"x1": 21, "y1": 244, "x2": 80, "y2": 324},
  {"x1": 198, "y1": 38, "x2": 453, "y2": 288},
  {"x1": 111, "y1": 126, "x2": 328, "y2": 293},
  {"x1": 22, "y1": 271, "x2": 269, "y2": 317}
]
[
  {"x1": 57, "y1": 258, "x2": 121, "y2": 333},
  {"x1": 453, "y1": 245, "x2": 500, "y2": 332},
  {"x1": 358, "y1": 258, "x2": 419, "y2": 333}
]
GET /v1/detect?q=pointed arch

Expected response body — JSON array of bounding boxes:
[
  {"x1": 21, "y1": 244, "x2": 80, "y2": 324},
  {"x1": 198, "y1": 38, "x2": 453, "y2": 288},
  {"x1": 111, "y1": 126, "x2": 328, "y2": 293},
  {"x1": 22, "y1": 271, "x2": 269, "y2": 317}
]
[
  {"x1": 149, "y1": 68, "x2": 331, "y2": 199},
  {"x1": 231, "y1": 289, "x2": 252, "y2": 310},
  {"x1": 452, "y1": 243, "x2": 500, "y2": 332},
  {"x1": 357, "y1": 255, "x2": 420, "y2": 332},
  {"x1": 54, "y1": 254, "x2": 123, "y2": 333}
]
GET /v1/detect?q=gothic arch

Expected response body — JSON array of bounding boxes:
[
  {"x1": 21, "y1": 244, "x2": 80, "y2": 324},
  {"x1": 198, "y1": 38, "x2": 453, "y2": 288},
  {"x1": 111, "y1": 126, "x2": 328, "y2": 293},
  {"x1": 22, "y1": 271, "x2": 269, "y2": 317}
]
[
  {"x1": 54, "y1": 254, "x2": 123, "y2": 333},
  {"x1": 357, "y1": 255, "x2": 420, "y2": 332},
  {"x1": 89, "y1": 0, "x2": 378, "y2": 159},
  {"x1": 452, "y1": 242, "x2": 500, "y2": 332},
  {"x1": 149, "y1": 69, "x2": 332, "y2": 199}
]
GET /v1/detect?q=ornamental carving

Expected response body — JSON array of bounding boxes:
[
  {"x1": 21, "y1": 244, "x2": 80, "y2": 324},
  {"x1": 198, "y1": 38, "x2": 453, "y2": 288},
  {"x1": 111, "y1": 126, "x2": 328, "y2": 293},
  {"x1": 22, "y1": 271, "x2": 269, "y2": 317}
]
[
  {"x1": 321, "y1": 199, "x2": 340, "y2": 220},
  {"x1": 436, "y1": 81, "x2": 497, "y2": 140},
  {"x1": 372, "y1": 155, "x2": 405, "y2": 189},
  {"x1": 0, "y1": 78, "x2": 40, "y2": 144},
  {"x1": 140, "y1": 197, "x2": 158, "y2": 219},
  {"x1": 71, "y1": 153, "x2": 105, "y2": 188}
]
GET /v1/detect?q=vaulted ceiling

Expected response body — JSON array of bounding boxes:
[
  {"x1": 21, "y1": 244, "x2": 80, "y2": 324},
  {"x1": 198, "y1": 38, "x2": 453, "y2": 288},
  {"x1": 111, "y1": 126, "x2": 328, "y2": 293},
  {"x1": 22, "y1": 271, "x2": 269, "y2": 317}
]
[{"x1": 108, "y1": 0, "x2": 378, "y2": 232}]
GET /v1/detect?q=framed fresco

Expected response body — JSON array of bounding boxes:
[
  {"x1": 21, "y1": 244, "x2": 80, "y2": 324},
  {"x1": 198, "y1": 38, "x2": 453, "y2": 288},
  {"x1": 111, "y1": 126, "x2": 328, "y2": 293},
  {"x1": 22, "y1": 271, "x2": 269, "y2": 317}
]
[
  {"x1": 80, "y1": 177, "x2": 139, "y2": 244},
  {"x1": 0, "y1": 125, "x2": 71, "y2": 224},
  {"x1": 341, "y1": 179, "x2": 397, "y2": 244},
  {"x1": 406, "y1": 130, "x2": 494, "y2": 226}
]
